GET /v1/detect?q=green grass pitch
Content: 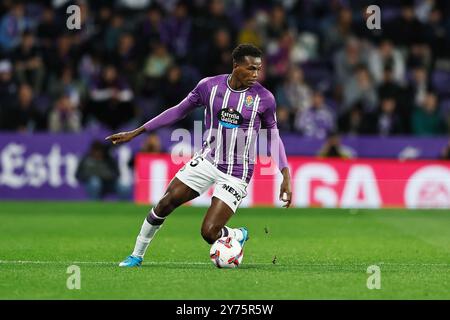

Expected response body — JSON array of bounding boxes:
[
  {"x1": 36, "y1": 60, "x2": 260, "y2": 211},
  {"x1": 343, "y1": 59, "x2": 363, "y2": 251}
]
[{"x1": 0, "y1": 201, "x2": 449, "y2": 299}]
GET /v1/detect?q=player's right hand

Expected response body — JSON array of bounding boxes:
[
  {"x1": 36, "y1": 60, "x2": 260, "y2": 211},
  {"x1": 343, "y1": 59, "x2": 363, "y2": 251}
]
[{"x1": 105, "y1": 131, "x2": 134, "y2": 145}]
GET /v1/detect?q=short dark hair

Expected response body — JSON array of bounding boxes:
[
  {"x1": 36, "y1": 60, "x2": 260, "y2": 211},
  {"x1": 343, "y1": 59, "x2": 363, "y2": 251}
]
[{"x1": 232, "y1": 44, "x2": 262, "y2": 64}]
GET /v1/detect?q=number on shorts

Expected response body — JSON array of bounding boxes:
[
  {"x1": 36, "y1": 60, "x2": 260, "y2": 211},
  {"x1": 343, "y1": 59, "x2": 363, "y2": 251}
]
[{"x1": 189, "y1": 155, "x2": 203, "y2": 167}]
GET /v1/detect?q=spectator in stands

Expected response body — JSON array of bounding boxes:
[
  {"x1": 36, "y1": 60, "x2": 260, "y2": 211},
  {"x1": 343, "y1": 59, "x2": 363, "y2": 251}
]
[
  {"x1": 0, "y1": 59, "x2": 18, "y2": 119},
  {"x1": 48, "y1": 94, "x2": 82, "y2": 133},
  {"x1": 88, "y1": 6, "x2": 112, "y2": 50},
  {"x1": 163, "y1": 65, "x2": 187, "y2": 101},
  {"x1": 109, "y1": 32, "x2": 139, "y2": 83},
  {"x1": 295, "y1": 90, "x2": 335, "y2": 139},
  {"x1": 406, "y1": 65, "x2": 431, "y2": 107},
  {"x1": 411, "y1": 92, "x2": 446, "y2": 136},
  {"x1": 266, "y1": 30, "x2": 296, "y2": 87},
  {"x1": 265, "y1": 4, "x2": 288, "y2": 41},
  {"x1": 159, "y1": 64, "x2": 199, "y2": 128},
  {"x1": 160, "y1": 1, "x2": 192, "y2": 61},
  {"x1": 49, "y1": 66, "x2": 83, "y2": 109},
  {"x1": 322, "y1": 7, "x2": 353, "y2": 54},
  {"x1": 238, "y1": 17, "x2": 263, "y2": 49},
  {"x1": 385, "y1": 3, "x2": 426, "y2": 48},
  {"x1": 205, "y1": 28, "x2": 232, "y2": 75},
  {"x1": 137, "y1": 5, "x2": 163, "y2": 50},
  {"x1": 334, "y1": 37, "x2": 368, "y2": 87},
  {"x1": 0, "y1": 1, "x2": 448, "y2": 140},
  {"x1": 368, "y1": 39, "x2": 405, "y2": 85},
  {"x1": 76, "y1": 140, "x2": 130, "y2": 200},
  {"x1": 317, "y1": 132, "x2": 351, "y2": 158},
  {"x1": 13, "y1": 31, "x2": 44, "y2": 93},
  {"x1": 276, "y1": 107, "x2": 291, "y2": 132},
  {"x1": 129, "y1": 132, "x2": 163, "y2": 169},
  {"x1": 0, "y1": 2, "x2": 28, "y2": 53},
  {"x1": 87, "y1": 64, "x2": 134, "y2": 130},
  {"x1": 78, "y1": 49, "x2": 102, "y2": 88},
  {"x1": 441, "y1": 140, "x2": 450, "y2": 160},
  {"x1": 199, "y1": 0, "x2": 235, "y2": 43},
  {"x1": 407, "y1": 42, "x2": 432, "y2": 70},
  {"x1": 377, "y1": 66, "x2": 404, "y2": 102},
  {"x1": 414, "y1": 0, "x2": 434, "y2": 23},
  {"x1": 377, "y1": 66, "x2": 409, "y2": 130},
  {"x1": 141, "y1": 133, "x2": 162, "y2": 153},
  {"x1": 376, "y1": 97, "x2": 404, "y2": 136},
  {"x1": 338, "y1": 102, "x2": 372, "y2": 136},
  {"x1": 191, "y1": 0, "x2": 237, "y2": 70},
  {"x1": 104, "y1": 13, "x2": 125, "y2": 53},
  {"x1": 44, "y1": 34, "x2": 78, "y2": 83},
  {"x1": 423, "y1": 7, "x2": 449, "y2": 60},
  {"x1": 445, "y1": 108, "x2": 450, "y2": 136},
  {"x1": 342, "y1": 64, "x2": 378, "y2": 115},
  {"x1": 36, "y1": 5, "x2": 60, "y2": 52},
  {"x1": 141, "y1": 42, "x2": 173, "y2": 95},
  {"x1": 6, "y1": 83, "x2": 44, "y2": 132},
  {"x1": 275, "y1": 66, "x2": 312, "y2": 117}
]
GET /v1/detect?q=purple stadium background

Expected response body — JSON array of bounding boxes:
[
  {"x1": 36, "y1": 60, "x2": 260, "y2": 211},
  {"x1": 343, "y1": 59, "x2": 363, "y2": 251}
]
[{"x1": 0, "y1": 130, "x2": 447, "y2": 200}]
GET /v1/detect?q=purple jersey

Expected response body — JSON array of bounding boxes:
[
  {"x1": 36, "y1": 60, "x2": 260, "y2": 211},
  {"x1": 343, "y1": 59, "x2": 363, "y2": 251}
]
[{"x1": 144, "y1": 74, "x2": 287, "y2": 183}]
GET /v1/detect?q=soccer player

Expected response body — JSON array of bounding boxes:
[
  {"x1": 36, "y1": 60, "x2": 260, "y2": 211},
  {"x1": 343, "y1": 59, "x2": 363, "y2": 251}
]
[{"x1": 105, "y1": 44, "x2": 292, "y2": 267}]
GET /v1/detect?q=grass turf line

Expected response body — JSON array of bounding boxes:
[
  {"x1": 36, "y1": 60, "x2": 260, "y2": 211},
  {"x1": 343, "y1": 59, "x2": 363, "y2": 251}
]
[{"x1": 0, "y1": 201, "x2": 449, "y2": 299}]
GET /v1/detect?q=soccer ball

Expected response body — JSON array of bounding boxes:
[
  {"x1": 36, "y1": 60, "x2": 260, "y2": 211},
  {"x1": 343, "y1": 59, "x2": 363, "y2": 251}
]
[{"x1": 209, "y1": 236, "x2": 244, "y2": 268}]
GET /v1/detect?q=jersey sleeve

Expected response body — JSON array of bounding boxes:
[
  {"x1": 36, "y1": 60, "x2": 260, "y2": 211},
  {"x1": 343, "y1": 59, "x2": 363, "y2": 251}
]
[
  {"x1": 260, "y1": 92, "x2": 289, "y2": 171},
  {"x1": 183, "y1": 77, "x2": 209, "y2": 107},
  {"x1": 260, "y1": 92, "x2": 277, "y2": 129},
  {"x1": 143, "y1": 78, "x2": 208, "y2": 131}
]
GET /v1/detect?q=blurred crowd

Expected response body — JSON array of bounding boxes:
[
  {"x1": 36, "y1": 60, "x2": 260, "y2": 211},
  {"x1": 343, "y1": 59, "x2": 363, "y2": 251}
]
[{"x1": 0, "y1": 0, "x2": 450, "y2": 138}]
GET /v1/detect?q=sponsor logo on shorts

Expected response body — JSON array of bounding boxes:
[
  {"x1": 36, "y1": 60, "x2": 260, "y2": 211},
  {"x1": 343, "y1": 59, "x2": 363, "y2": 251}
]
[{"x1": 222, "y1": 184, "x2": 242, "y2": 202}]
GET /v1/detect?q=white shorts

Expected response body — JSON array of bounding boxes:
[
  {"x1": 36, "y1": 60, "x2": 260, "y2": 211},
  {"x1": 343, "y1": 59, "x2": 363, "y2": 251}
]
[{"x1": 175, "y1": 154, "x2": 248, "y2": 213}]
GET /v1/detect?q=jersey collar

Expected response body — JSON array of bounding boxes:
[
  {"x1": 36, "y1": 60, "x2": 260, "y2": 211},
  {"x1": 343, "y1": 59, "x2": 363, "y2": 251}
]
[{"x1": 226, "y1": 74, "x2": 251, "y2": 93}]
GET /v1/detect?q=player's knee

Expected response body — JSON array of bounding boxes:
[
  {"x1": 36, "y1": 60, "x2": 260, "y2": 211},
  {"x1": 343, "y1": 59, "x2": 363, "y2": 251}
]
[{"x1": 201, "y1": 224, "x2": 220, "y2": 244}]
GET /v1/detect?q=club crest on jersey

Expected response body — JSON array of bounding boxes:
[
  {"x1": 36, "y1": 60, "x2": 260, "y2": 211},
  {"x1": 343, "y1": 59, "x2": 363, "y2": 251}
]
[
  {"x1": 218, "y1": 108, "x2": 243, "y2": 129},
  {"x1": 244, "y1": 95, "x2": 254, "y2": 108}
]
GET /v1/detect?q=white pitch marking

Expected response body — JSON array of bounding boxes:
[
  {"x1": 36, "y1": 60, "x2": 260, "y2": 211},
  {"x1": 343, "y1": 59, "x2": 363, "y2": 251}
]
[{"x1": 0, "y1": 260, "x2": 448, "y2": 267}]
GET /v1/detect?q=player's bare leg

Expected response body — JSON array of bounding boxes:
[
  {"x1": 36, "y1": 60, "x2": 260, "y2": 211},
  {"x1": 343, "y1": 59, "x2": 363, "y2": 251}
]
[
  {"x1": 201, "y1": 197, "x2": 248, "y2": 246},
  {"x1": 119, "y1": 177, "x2": 198, "y2": 267},
  {"x1": 152, "y1": 177, "x2": 199, "y2": 217}
]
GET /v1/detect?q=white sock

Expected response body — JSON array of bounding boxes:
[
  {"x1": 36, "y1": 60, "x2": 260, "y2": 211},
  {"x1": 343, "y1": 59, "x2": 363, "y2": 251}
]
[
  {"x1": 222, "y1": 226, "x2": 244, "y2": 241},
  {"x1": 131, "y1": 211, "x2": 164, "y2": 258}
]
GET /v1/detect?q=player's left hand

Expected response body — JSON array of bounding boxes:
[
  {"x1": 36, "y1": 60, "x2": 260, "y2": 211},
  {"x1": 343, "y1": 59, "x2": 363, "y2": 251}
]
[{"x1": 279, "y1": 179, "x2": 292, "y2": 208}]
